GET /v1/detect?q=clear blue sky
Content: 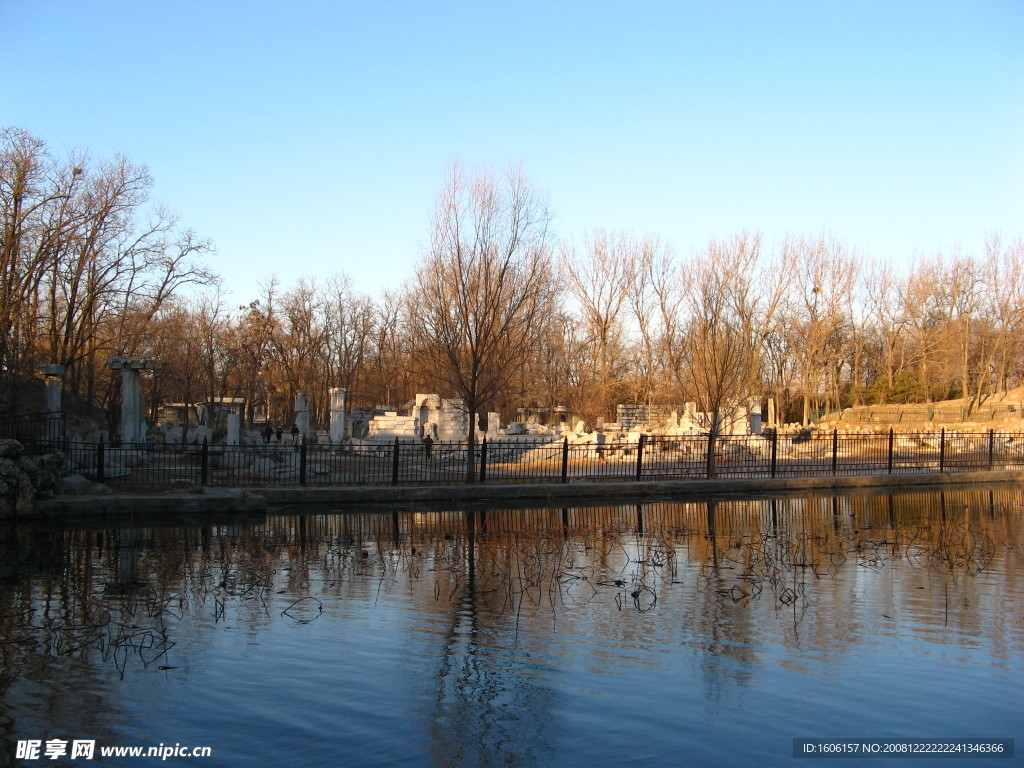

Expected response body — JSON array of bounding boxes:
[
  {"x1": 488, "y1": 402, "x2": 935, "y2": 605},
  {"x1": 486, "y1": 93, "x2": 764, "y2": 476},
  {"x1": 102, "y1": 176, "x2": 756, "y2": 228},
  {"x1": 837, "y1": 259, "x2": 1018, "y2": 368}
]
[{"x1": 4, "y1": 1, "x2": 1022, "y2": 304}]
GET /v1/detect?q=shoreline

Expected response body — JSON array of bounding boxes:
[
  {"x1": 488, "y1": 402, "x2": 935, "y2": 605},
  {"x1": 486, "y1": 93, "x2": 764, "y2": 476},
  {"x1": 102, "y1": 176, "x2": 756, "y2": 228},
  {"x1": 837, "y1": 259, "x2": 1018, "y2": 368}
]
[{"x1": 26, "y1": 469, "x2": 1024, "y2": 520}]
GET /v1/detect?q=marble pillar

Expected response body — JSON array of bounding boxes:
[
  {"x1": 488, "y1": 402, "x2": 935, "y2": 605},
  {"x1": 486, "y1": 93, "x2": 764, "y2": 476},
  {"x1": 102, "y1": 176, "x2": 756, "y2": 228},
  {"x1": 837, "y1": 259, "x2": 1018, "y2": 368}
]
[
  {"x1": 107, "y1": 356, "x2": 154, "y2": 444},
  {"x1": 294, "y1": 390, "x2": 310, "y2": 440},
  {"x1": 329, "y1": 387, "x2": 347, "y2": 443},
  {"x1": 37, "y1": 364, "x2": 65, "y2": 442}
]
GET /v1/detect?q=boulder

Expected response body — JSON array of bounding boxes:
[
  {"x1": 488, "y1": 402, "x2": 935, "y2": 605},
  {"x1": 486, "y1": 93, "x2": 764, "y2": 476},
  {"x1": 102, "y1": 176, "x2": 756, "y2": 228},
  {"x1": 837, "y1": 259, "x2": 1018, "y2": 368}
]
[
  {"x1": 58, "y1": 473, "x2": 94, "y2": 495},
  {"x1": 0, "y1": 439, "x2": 23, "y2": 460},
  {"x1": 18, "y1": 452, "x2": 70, "y2": 493},
  {"x1": 1, "y1": 442, "x2": 71, "y2": 516},
  {"x1": 0, "y1": 458, "x2": 35, "y2": 515}
]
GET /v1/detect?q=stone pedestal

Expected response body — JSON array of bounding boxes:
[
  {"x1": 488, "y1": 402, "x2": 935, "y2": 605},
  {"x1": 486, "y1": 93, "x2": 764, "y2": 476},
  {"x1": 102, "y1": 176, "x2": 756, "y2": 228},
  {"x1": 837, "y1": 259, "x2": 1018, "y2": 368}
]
[
  {"x1": 294, "y1": 390, "x2": 310, "y2": 440},
  {"x1": 226, "y1": 413, "x2": 241, "y2": 445},
  {"x1": 107, "y1": 356, "x2": 154, "y2": 444},
  {"x1": 329, "y1": 388, "x2": 347, "y2": 443}
]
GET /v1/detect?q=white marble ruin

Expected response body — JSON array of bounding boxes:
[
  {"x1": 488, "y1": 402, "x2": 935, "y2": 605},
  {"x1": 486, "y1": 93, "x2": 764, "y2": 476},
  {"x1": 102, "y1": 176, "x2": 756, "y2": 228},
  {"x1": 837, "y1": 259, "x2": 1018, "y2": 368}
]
[
  {"x1": 329, "y1": 387, "x2": 347, "y2": 443},
  {"x1": 618, "y1": 400, "x2": 762, "y2": 436},
  {"x1": 352, "y1": 393, "x2": 766, "y2": 446},
  {"x1": 294, "y1": 390, "x2": 310, "y2": 441},
  {"x1": 37, "y1": 364, "x2": 65, "y2": 442},
  {"x1": 107, "y1": 356, "x2": 154, "y2": 444},
  {"x1": 37, "y1": 364, "x2": 65, "y2": 414},
  {"x1": 365, "y1": 394, "x2": 475, "y2": 441}
]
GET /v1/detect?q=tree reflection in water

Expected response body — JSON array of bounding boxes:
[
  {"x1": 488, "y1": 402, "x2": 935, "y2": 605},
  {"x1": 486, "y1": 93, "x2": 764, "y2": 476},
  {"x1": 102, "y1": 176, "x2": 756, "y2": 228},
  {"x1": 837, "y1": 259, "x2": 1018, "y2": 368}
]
[{"x1": 0, "y1": 487, "x2": 1020, "y2": 765}]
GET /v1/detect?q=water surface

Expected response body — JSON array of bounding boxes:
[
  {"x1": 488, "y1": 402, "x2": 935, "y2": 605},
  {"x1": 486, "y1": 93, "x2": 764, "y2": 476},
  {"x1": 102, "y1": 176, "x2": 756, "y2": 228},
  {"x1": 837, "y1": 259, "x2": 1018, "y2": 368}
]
[{"x1": 1, "y1": 488, "x2": 1022, "y2": 767}]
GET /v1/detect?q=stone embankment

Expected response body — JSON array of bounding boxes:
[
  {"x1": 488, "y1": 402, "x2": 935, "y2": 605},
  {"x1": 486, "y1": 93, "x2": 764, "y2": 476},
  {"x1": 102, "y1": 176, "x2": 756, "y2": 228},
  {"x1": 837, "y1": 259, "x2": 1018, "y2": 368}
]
[
  {"x1": 0, "y1": 439, "x2": 68, "y2": 517},
  {"x1": 27, "y1": 469, "x2": 1024, "y2": 520}
]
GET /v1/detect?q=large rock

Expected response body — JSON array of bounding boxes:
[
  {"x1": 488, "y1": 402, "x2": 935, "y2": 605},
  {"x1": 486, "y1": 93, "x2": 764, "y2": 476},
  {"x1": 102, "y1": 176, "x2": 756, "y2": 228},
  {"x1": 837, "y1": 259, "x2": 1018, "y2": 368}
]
[
  {"x1": 0, "y1": 441, "x2": 71, "y2": 516},
  {"x1": 163, "y1": 425, "x2": 213, "y2": 445},
  {"x1": 0, "y1": 439, "x2": 23, "y2": 460},
  {"x1": 0, "y1": 458, "x2": 35, "y2": 516},
  {"x1": 58, "y1": 473, "x2": 94, "y2": 495},
  {"x1": 17, "y1": 451, "x2": 69, "y2": 493}
]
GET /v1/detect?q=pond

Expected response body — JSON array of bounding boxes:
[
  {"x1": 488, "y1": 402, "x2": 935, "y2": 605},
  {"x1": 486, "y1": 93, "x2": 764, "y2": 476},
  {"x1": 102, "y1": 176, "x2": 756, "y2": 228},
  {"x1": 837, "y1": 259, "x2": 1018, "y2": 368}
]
[{"x1": 1, "y1": 487, "x2": 1022, "y2": 767}]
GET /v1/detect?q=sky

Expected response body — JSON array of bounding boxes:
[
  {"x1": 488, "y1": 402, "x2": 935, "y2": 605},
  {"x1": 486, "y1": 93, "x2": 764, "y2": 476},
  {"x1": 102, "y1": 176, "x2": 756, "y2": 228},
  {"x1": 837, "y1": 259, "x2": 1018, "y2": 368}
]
[{"x1": 4, "y1": 0, "x2": 1022, "y2": 305}]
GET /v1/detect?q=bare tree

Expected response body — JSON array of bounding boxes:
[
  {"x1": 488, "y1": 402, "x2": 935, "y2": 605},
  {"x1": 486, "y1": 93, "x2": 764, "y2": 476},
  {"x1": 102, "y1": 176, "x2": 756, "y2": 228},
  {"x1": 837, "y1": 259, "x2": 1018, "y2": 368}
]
[
  {"x1": 408, "y1": 162, "x2": 556, "y2": 481},
  {"x1": 0, "y1": 127, "x2": 215, "y2": 414},
  {"x1": 321, "y1": 273, "x2": 377, "y2": 415},
  {"x1": 678, "y1": 232, "x2": 785, "y2": 476},
  {"x1": 627, "y1": 235, "x2": 674, "y2": 411},
  {"x1": 561, "y1": 229, "x2": 639, "y2": 423},
  {"x1": 783, "y1": 233, "x2": 856, "y2": 423},
  {"x1": 863, "y1": 260, "x2": 910, "y2": 400},
  {"x1": 986, "y1": 235, "x2": 1024, "y2": 394}
]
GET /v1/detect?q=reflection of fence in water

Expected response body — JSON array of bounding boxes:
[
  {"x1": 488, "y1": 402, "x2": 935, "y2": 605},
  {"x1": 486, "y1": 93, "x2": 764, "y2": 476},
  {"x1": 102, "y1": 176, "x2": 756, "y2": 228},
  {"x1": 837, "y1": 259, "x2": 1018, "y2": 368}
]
[{"x1": 1, "y1": 490, "x2": 1017, "y2": 689}]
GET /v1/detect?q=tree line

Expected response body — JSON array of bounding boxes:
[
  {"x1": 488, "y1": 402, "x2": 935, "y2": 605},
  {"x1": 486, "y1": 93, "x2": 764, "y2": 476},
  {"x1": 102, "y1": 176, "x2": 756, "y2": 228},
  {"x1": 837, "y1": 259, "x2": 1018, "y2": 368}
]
[{"x1": 3, "y1": 128, "x2": 1022, "y2": 441}]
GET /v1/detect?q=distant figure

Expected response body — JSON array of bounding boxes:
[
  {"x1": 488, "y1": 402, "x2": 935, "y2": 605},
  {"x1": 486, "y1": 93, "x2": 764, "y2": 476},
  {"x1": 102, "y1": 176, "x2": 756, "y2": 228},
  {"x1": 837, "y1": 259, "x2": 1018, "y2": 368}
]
[
  {"x1": 275, "y1": 426, "x2": 283, "y2": 445},
  {"x1": 291, "y1": 425, "x2": 301, "y2": 445},
  {"x1": 423, "y1": 434, "x2": 434, "y2": 459},
  {"x1": 262, "y1": 425, "x2": 273, "y2": 444}
]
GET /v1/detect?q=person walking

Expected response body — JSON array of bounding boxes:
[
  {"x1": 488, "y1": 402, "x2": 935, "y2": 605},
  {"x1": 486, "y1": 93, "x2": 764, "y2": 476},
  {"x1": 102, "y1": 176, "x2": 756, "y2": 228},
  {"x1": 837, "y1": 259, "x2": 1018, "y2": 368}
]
[
  {"x1": 423, "y1": 434, "x2": 434, "y2": 459},
  {"x1": 291, "y1": 425, "x2": 301, "y2": 446},
  {"x1": 275, "y1": 426, "x2": 283, "y2": 445}
]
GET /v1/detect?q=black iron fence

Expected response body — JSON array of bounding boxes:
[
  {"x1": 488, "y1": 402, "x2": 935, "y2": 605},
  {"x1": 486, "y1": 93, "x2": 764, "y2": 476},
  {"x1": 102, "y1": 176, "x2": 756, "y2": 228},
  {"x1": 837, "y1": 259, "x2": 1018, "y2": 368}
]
[
  {"x1": 35, "y1": 428, "x2": 1024, "y2": 492},
  {"x1": 0, "y1": 412, "x2": 65, "y2": 449}
]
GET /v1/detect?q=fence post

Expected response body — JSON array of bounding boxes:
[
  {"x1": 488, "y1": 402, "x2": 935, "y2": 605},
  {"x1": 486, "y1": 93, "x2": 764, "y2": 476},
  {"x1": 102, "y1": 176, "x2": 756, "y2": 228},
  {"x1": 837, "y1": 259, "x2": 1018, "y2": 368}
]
[
  {"x1": 770, "y1": 429, "x2": 778, "y2": 478},
  {"x1": 479, "y1": 437, "x2": 488, "y2": 483},
  {"x1": 635, "y1": 434, "x2": 645, "y2": 480},
  {"x1": 939, "y1": 427, "x2": 946, "y2": 472},
  {"x1": 201, "y1": 437, "x2": 209, "y2": 486},
  {"x1": 391, "y1": 437, "x2": 400, "y2": 485},
  {"x1": 887, "y1": 428, "x2": 894, "y2": 474},
  {"x1": 561, "y1": 437, "x2": 569, "y2": 483},
  {"x1": 988, "y1": 429, "x2": 995, "y2": 471},
  {"x1": 831, "y1": 429, "x2": 838, "y2": 475},
  {"x1": 97, "y1": 435, "x2": 105, "y2": 484},
  {"x1": 299, "y1": 435, "x2": 307, "y2": 484}
]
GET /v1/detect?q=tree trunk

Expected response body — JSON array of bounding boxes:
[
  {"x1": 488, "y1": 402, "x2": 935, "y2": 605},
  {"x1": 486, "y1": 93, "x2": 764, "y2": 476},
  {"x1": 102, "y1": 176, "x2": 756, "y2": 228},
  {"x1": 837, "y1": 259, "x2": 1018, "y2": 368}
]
[{"x1": 705, "y1": 412, "x2": 719, "y2": 478}]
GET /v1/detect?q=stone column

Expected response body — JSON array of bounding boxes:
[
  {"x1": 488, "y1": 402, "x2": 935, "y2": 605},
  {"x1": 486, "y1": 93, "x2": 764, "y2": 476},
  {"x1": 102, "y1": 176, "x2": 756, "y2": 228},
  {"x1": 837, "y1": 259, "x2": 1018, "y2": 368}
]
[
  {"x1": 749, "y1": 411, "x2": 763, "y2": 435},
  {"x1": 37, "y1": 364, "x2": 65, "y2": 442},
  {"x1": 107, "y1": 356, "x2": 154, "y2": 444},
  {"x1": 329, "y1": 387, "x2": 347, "y2": 443},
  {"x1": 294, "y1": 390, "x2": 310, "y2": 440},
  {"x1": 37, "y1": 364, "x2": 65, "y2": 413},
  {"x1": 226, "y1": 412, "x2": 241, "y2": 445}
]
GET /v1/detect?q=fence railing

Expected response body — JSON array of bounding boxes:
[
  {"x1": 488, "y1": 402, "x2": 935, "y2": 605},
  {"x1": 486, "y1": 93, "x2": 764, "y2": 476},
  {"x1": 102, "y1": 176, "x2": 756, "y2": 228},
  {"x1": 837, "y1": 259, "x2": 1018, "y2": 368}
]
[
  {"x1": 0, "y1": 412, "x2": 65, "y2": 449},
  {"x1": 30, "y1": 428, "x2": 1024, "y2": 492}
]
